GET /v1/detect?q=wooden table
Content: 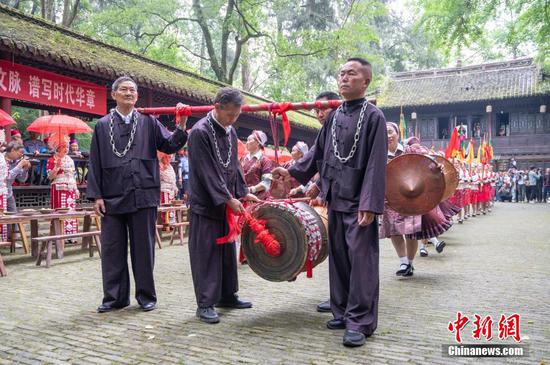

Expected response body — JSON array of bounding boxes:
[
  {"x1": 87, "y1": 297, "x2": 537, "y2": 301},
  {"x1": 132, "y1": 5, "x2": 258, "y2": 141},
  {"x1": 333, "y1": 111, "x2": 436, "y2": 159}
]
[
  {"x1": 0, "y1": 210, "x2": 100, "y2": 259},
  {"x1": 157, "y1": 205, "x2": 189, "y2": 247}
]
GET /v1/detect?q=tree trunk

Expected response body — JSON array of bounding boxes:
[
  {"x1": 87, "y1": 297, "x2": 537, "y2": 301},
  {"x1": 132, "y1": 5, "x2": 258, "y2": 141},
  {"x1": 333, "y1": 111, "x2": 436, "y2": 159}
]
[
  {"x1": 31, "y1": 0, "x2": 39, "y2": 15},
  {"x1": 61, "y1": 0, "x2": 80, "y2": 27},
  {"x1": 241, "y1": 44, "x2": 252, "y2": 91}
]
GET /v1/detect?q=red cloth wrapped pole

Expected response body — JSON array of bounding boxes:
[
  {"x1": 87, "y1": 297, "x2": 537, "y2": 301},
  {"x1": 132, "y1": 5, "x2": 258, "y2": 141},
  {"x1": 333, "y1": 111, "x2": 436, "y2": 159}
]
[
  {"x1": 137, "y1": 100, "x2": 345, "y2": 116},
  {"x1": 139, "y1": 99, "x2": 347, "y2": 147}
]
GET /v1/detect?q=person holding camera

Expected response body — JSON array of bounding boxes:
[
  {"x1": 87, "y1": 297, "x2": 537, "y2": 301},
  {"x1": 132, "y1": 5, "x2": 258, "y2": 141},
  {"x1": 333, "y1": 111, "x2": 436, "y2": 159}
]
[{"x1": 4, "y1": 141, "x2": 31, "y2": 213}]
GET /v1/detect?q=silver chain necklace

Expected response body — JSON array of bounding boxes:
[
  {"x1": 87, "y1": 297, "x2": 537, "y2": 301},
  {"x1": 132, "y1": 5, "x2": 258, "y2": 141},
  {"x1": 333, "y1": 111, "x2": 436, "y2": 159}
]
[
  {"x1": 109, "y1": 109, "x2": 138, "y2": 158},
  {"x1": 331, "y1": 100, "x2": 369, "y2": 163},
  {"x1": 207, "y1": 112, "x2": 232, "y2": 168}
]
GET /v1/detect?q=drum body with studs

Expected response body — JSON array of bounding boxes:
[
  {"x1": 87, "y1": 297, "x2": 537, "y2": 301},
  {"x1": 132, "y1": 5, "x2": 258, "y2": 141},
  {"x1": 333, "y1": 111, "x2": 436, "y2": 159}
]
[{"x1": 241, "y1": 201, "x2": 329, "y2": 282}]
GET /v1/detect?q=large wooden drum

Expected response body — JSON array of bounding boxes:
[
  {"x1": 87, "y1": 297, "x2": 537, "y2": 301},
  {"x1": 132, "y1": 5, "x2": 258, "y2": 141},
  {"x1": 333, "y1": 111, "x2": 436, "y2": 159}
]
[{"x1": 241, "y1": 201, "x2": 329, "y2": 282}]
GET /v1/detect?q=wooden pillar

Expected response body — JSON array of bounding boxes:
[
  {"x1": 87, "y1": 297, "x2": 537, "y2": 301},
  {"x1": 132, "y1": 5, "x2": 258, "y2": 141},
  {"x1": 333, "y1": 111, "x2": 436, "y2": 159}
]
[
  {"x1": 0, "y1": 97, "x2": 12, "y2": 142},
  {"x1": 1, "y1": 51, "x2": 13, "y2": 142},
  {"x1": 140, "y1": 88, "x2": 154, "y2": 108}
]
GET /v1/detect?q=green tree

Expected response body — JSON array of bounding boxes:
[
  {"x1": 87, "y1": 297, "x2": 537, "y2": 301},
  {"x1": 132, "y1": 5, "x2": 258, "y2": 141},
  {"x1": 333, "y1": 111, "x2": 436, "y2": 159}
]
[{"x1": 415, "y1": 0, "x2": 549, "y2": 66}]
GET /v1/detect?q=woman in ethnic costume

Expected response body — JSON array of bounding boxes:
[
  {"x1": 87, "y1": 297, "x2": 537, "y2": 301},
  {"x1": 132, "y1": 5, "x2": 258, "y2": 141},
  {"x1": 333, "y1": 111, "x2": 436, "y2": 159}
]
[
  {"x1": 240, "y1": 130, "x2": 274, "y2": 200},
  {"x1": 479, "y1": 164, "x2": 494, "y2": 214},
  {"x1": 469, "y1": 164, "x2": 480, "y2": 217},
  {"x1": 380, "y1": 123, "x2": 421, "y2": 277},
  {"x1": 158, "y1": 151, "x2": 178, "y2": 225},
  {"x1": 47, "y1": 133, "x2": 79, "y2": 235},
  {"x1": 399, "y1": 140, "x2": 450, "y2": 257},
  {"x1": 488, "y1": 164, "x2": 496, "y2": 211},
  {"x1": 418, "y1": 151, "x2": 459, "y2": 257},
  {"x1": 0, "y1": 153, "x2": 8, "y2": 241},
  {"x1": 287, "y1": 141, "x2": 311, "y2": 198},
  {"x1": 449, "y1": 159, "x2": 468, "y2": 223},
  {"x1": 239, "y1": 130, "x2": 274, "y2": 264}
]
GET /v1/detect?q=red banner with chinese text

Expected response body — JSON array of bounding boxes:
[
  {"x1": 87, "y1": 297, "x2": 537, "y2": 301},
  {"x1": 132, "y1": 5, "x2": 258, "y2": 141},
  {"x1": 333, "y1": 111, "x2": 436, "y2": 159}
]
[{"x1": 0, "y1": 60, "x2": 107, "y2": 115}]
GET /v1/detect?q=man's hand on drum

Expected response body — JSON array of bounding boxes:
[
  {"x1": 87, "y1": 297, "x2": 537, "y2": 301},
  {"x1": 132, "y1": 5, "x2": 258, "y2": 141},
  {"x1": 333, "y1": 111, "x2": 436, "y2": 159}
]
[
  {"x1": 227, "y1": 198, "x2": 245, "y2": 214},
  {"x1": 305, "y1": 183, "x2": 320, "y2": 199},
  {"x1": 309, "y1": 197, "x2": 326, "y2": 207},
  {"x1": 289, "y1": 188, "x2": 300, "y2": 197},
  {"x1": 272, "y1": 167, "x2": 291, "y2": 182},
  {"x1": 243, "y1": 194, "x2": 261, "y2": 203},
  {"x1": 358, "y1": 210, "x2": 375, "y2": 226}
]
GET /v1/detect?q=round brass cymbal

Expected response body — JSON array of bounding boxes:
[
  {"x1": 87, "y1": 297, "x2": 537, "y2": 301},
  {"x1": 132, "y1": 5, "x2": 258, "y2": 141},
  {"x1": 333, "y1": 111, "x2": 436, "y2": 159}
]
[
  {"x1": 434, "y1": 155, "x2": 459, "y2": 201},
  {"x1": 386, "y1": 154, "x2": 445, "y2": 216}
]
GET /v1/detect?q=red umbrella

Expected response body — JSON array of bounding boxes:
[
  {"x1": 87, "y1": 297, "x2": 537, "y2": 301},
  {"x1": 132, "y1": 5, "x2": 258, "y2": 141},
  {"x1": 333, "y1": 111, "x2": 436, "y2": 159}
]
[
  {"x1": 27, "y1": 114, "x2": 92, "y2": 134},
  {"x1": 264, "y1": 146, "x2": 293, "y2": 165},
  {"x1": 0, "y1": 109, "x2": 16, "y2": 127},
  {"x1": 237, "y1": 139, "x2": 248, "y2": 160}
]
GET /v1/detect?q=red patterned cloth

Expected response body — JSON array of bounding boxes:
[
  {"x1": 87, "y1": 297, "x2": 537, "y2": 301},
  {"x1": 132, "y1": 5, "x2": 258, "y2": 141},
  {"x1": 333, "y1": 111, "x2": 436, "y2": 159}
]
[
  {"x1": 47, "y1": 155, "x2": 79, "y2": 235},
  {"x1": 449, "y1": 189, "x2": 466, "y2": 208},
  {"x1": 380, "y1": 203, "x2": 422, "y2": 238},
  {"x1": 241, "y1": 153, "x2": 274, "y2": 200},
  {"x1": 0, "y1": 194, "x2": 7, "y2": 242},
  {"x1": 50, "y1": 185, "x2": 78, "y2": 234},
  {"x1": 469, "y1": 189, "x2": 478, "y2": 205},
  {"x1": 406, "y1": 205, "x2": 453, "y2": 240},
  {"x1": 50, "y1": 184, "x2": 78, "y2": 234},
  {"x1": 161, "y1": 191, "x2": 175, "y2": 224}
]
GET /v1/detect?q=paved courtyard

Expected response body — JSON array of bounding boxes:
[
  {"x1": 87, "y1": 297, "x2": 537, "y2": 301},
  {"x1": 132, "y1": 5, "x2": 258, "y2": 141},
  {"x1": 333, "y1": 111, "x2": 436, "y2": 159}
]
[{"x1": 1, "y1": 203, "x2": 549, "y2": 364}]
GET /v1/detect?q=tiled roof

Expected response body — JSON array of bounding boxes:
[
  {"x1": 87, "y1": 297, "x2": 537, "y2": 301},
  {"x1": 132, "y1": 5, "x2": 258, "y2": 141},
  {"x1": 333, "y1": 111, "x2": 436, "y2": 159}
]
[{"x1": 378, "y1": 58, "x2": 550, "y2": 108}]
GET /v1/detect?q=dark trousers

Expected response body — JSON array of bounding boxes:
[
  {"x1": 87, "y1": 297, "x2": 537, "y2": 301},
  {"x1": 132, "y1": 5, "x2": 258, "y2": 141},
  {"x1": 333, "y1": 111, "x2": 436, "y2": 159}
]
[
  {"x1": 328, "y1": 209, "x2": 379, "y2": 335},
  {"x1": 100, "y1": 207, "x2": 158, "y2": 307},
  {"x1": 526, "y1": 186, "x2": 535, "y2": 201},
  {"x1": 188, "y1": 212, "x2": 238, "y2": 308}
]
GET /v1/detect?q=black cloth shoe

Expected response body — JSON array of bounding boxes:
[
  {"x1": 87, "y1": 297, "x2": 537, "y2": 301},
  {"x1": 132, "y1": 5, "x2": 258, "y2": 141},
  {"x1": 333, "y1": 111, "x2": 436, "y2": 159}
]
[
  {"x1": 402, "y1": 264, "x2": 414, "y2": 277},
  {"x1": 215, "y1": 296, "x2": 252, "y2": 309},
  {"x1": 197, "y1": 306, "x2": 220, "y2": 324},
  {"x1": 343, "y1": 330, "x2": 366, "y2": 347},
  {"x1": 419, "y1": 247, "x2": 428, "y2": 257},
  {"x1": 97, "y1": 303, "x2": 127, "y2": 313},
  {"x1": 317, "y1": 300, "x2": 331, "y2": 313},
  {"x1": 327, "y1": 318, "x2": 345, "y2": 330},
  {"x1": 435, "y1": 240, "x2": 446, "y2": 253},
  {"x1": 396, "y1": 263, "x2": 409, "y2": 276},
  {"x1": 140, "y1": 302, "x2": 157, "y2": 312}
]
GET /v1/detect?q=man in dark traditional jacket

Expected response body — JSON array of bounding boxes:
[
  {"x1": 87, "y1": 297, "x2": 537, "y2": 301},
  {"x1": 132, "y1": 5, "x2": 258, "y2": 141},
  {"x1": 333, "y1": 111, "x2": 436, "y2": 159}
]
[
  {"x1": 87, "y1": 76, "x2": 188, "y2": 313},
  {"x1": 273, "y1": 58, "x2": 387, "y2": 347},
  {"x1": 187, "y1": 87, "x2": 257, "y2": 324}
]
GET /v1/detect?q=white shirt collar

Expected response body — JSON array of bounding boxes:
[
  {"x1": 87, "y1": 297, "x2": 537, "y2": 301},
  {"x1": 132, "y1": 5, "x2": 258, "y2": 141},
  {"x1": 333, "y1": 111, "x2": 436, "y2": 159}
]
[
  {"x1": 246, "y1": 150, "x2": 263, "y2": 160},
  {"x1": 388, "y1": 143, "x2": 404, "y2": 158},
  {"x1": 210, "y1": 112, "x2": 232, "y2": 134},
  {"x1": 115, "y1": 108, "x2": 135, "y2": 124}
]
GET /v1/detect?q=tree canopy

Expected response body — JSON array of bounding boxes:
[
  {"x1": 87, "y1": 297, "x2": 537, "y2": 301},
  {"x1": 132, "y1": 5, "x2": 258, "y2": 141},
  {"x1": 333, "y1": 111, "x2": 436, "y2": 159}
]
[{"x1": 1, "y1": 0, "x2": 548, "y2": 100}]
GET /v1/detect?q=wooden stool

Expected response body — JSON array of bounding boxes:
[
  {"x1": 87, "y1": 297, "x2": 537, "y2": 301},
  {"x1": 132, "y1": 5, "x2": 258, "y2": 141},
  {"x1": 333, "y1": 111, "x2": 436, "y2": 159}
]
[
  {"x1": 34, "y1": 231, "x2": 101, "y2": 268},
  {"x1": 0, "y1": 241, "x2": 11, "y2": 277}
]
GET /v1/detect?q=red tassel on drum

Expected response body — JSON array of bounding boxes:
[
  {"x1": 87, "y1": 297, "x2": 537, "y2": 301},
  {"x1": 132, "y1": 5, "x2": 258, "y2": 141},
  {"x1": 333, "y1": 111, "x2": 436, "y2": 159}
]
[
  {"x1": 216, "y1": 205, "x2": 281, "y2": 257},
  {"x1": 244, "y1": 211, "x2": 281, "y2": 257},
  {"x1": 306, "y1": 259, "x2": 313, "y2": 278}
]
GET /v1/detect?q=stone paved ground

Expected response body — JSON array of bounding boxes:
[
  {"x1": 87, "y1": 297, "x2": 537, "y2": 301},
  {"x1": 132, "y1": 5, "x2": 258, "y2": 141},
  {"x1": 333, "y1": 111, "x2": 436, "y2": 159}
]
[{"x1": 1, "y1": 203, "x2": 549, "y2": 364}]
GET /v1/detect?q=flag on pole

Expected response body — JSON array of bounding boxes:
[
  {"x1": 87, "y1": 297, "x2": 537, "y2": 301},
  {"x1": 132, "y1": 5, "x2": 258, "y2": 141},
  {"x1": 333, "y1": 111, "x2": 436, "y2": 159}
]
[
  {"x1": 399, "y1": 107, "x2": 407, "y2": 141},
  {"x1": 466, "y1": 138, "x2": 475, "y2": 165},
  {"x1": 445, "y1": 126, "x2": 460, "y2": 159}
]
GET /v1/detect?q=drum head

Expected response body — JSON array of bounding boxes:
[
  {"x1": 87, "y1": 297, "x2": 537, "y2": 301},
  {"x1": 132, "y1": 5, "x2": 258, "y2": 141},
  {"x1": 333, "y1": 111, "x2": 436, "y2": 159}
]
[
  {"x1": 294, "y1": 202, "x2": 329, "y2": 267},
  {"x1": 241, "y1": 204, "x2": 307, "y2": 282},
  {"x1": 386, "y1": 154, "x2": 445, "y2": 216},
  {"x1": 434, "y1": 156, "x2": 459, "y2": 201}
]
